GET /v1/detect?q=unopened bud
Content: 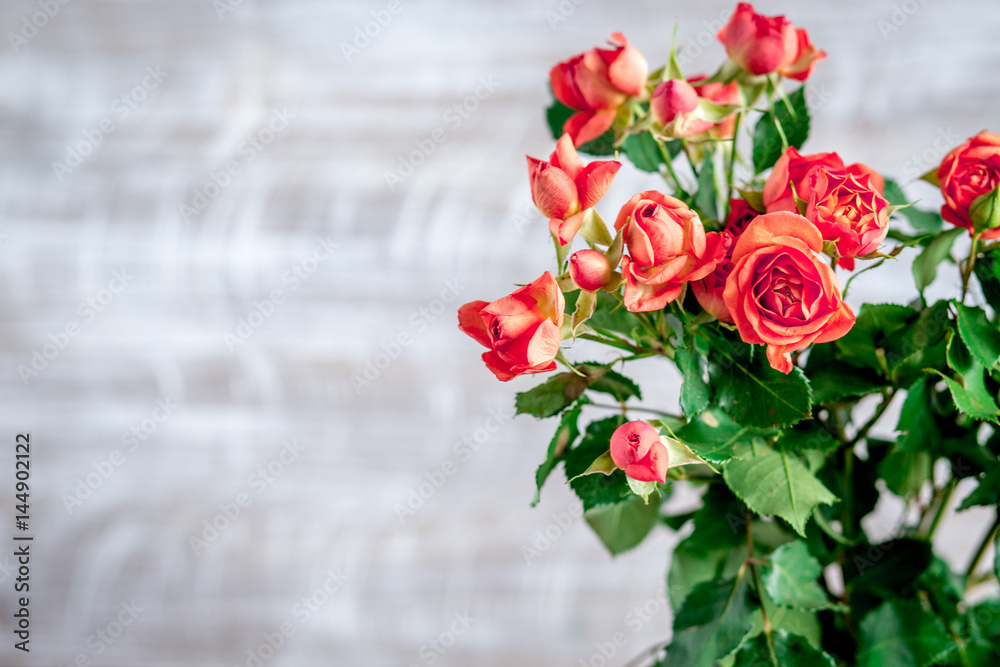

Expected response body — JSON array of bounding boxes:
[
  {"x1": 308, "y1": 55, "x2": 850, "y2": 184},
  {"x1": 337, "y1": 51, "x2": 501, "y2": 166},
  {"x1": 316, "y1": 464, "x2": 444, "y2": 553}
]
[{"x1": 569, "y1": 249, "x2": 614, "y2": 291}]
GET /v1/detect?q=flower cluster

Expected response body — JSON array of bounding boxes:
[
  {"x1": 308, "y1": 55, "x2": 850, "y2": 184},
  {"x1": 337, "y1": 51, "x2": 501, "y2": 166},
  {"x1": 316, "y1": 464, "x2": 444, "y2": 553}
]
[{"x1": 455, "y1": 9, "x2": 1000, "y2": 663}]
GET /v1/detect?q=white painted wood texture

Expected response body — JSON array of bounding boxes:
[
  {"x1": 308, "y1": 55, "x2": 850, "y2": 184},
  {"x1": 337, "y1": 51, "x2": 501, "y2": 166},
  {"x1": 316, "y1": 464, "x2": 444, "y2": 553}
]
[{"x1": 0, "y1": 0, "x2": 998, "y2": 664}]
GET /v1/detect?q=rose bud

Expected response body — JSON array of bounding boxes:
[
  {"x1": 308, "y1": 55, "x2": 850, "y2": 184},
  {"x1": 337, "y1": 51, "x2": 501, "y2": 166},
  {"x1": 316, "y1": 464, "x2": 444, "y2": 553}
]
[
  {"x1": 717, "y1": 3, "x2": 825, "y2": 81},
  {"x1": 527, "y1": 134, "x2": 621, "y2": 245},
  {"x1": 614, "y1": 191, "x2": 727, "y2": 312},
  {"x1": 570, "y1": 249, "x2": 614, "y2": 291},
  {"x1": 723, "y1": 212, "x2": 855, "y2": 374},
  {"x1": 550, "y1": 33, "x2": 649, "y2": 146},
  {"x1": 650, "y1": 79, "x2": 715, "y2": 139},
  {"x1": 763, "y1": 147, "x2": 884, "y2": 214},
  {"x1": 610, "y1": 420, "x2": 669, "y2": 484},
  {"x1": 458, "y1": 272, "x2": 564, "y2": 381},
  {"x1": 689, "y1": 75, "x2": 741, "y2": 139},
  {"x1": 806, "y1": 170, "x2": 890, "y2": 270},
  {"x1": 937, "y1": 131, "x2": 1000, "y2": 241}
]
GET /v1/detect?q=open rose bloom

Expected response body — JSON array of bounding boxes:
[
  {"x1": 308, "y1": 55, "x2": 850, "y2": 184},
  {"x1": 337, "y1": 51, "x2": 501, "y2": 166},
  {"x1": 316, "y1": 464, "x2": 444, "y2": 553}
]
[
  {"x1": 723, "y1": 212, "x2": 855, "y2": 374},
  {"x1": 458, "y1": 18, "x2": 1000, "y2": 656}
]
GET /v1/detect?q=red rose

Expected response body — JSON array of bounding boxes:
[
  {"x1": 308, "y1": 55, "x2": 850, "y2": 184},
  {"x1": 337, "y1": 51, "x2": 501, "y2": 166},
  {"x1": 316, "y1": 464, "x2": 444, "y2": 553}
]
[
  {"x1": 692, "y1": 231, "x2": 737, "y2": 324},
  {"x1": 458, "y1": 272, "x2": 564, "y2": 381},
  {"x1": 550, "y1": 33, "x2": 649, "y2": 146},
  {"x1": 806, "y1": 170, "x2": 890, "y2": 270},
  {"x1": 716, "y1": 3, "x2": 825, "y2": 81},
  {"x1": 614, "y1": 191, "x2": 726, "y2": 312},
  {"x1": 527, "y1": 134, "x2": 621, "y2": 245},
  {"x1": 763, "y1": 147, "x2": 884, "y2": 214},
  {"x1": 689, "y1": 75, "x2": 741, "y2": 139},
  {"x1": 610, "y1": 421, "x2": 669, "y2": 484},
  {"x1": 723, "y1": 212, "x2": 855, "y2": 374},
  {"x1": 937, "y1": 131, "x2": 1000, "y2": 241},
  {"x1": 725, "y1": 198, "x2": 760, "y2": 235}
]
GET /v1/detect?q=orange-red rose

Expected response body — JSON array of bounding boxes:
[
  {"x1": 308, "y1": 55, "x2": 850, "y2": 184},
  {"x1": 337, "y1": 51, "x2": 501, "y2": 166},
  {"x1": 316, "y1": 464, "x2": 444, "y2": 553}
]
[
  {"x1": 650, "y1": 79, "x2": 714, "y2": 139},
  {"x1": 614, "y1": 191, "x2": 726, "y2": 312},
  {"x1": 723, "y1": 212, "x2": 855, "y2": 374},
  {"x1": 805, "y1": 170, "x2": 890, "y2": 270},
  {"x1": 692, "y1": 201, "x2": 756, "y2": 323},
  {"x1": 763, "y1": 147, "x2": 884, "y2": 214},
  {"x1": 570, "y1": 249, "x2": 614, "y2": 291},
  {"x1": 458, "y1": 272, "x2": 564, "y2": 381},
  {"x1": 716, "y1": 3, "x2": 825, "y2": 81},
  {"x1": 937, "y1": 131, "x2": 1000, "y2": 241},
  {"x1": 550, "y1": 33, "x2": 648, "y2": 147},
  {"x1": 610, "y1": 421, "x2": 669, "y2": 483},
  {"x1": 527, "y1": 134, "x2": 621, "y2": 245}
]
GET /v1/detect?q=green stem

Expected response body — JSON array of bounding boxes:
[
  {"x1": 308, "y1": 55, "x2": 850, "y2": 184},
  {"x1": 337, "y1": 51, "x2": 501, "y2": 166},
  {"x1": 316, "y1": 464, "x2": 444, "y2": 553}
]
[
  {"x1": 724, "y1": 111, "x2": 743, "y2": 219},
  {"x1": 917, "y1": 479, "x2": 956, "y2": 540},
  {"x1": 848, "y1": 389, "x2": 898, "y2": 448},
  {"x1": 767, "y1": 88, "x2": 790, "y2": 151},
  {"x1": 746, "y1": 508, "x2": 779, "y2": 665},
  {"x1": 653, "y1": 135, "x2": 688, "y2": 198},
  {"x1": 965, "y1": 509, "x2": 1000, "y2": 582},
  {"x1": 961, "y1": 232, "x2": 982, "y2": 303}
]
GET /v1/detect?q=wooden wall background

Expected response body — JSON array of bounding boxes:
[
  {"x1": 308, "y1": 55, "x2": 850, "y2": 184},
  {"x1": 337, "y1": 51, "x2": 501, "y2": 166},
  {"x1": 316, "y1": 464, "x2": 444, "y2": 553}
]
[{"x1": 0, "y1": 0, "x2": 998, "y2": 664}]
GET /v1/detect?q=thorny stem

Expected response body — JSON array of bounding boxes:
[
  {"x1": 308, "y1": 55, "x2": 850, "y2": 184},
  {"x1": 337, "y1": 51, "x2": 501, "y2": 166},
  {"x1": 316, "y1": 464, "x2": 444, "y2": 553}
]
[
  {"x1": 961, "y1": 232, "x2": 982, "y2": 303},
  {"x1": 746, "y1": 508, "x2": 779, "y2": 665},
  {"x1": 847, "y1": 389, "x2": 898, "y2": 449},
  {"x1": 724, "y1": 111, "x2": 743, "y2": 218}
]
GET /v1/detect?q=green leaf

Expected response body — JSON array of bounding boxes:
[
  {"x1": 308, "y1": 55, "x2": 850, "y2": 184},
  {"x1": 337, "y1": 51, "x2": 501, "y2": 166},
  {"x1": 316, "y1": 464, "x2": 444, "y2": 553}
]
[
  {"x1": 762, "y1": 541, "x2": 830, "y2": 609},
  {"x1": 675, "y1": 408, "x2": 758, "y2": 463},
  {"x1": 931, "y1": 367, "x2": 1000, "y2": 423},
  {"x1": 732, "y1": 630, "x2": 837, "y2": 667},
  {"x1": 974, "y1": 249, "x2": 1000, "y2": 312},
  {"x1": 621, "y1": 131, "x2": 671, "y2": 173},
  {"x1": 776, "y1": 421, "x2": 839, "y2": 455},
  {"x1": 895, "y1": 378, "x2": 940, "y2": 453},
  {"x1": 515, "y1": 373, "x2": 587, "y2": 418},
  {"x1": 584, "y1": 492, "x2": 661, "y2": 556},
  {"x1": 676, "y1": 346, "x2": 711, "y2": 417},
  {"x1": 857, "y1": 599, "x2": 953, "y2": 667},
  {"x1": 544, "y1": 97, "x2": 615, "y2": 155},
  {"x1": 912, "y1": 228, "x2": 964, "y2": 293},
  {"x1": 879, "y1": 449, "x2": 932, "y2": 498},
  {"x1": 565, "y1": 417, "x2": 631, "y2": 511},
  {"x1": 956, "y1": 304, "x2": 1000, "y2": 370},
  {"x1": 667, "y1": 486, "x2": 747, "y2": 610},
  {"x1": 586, "y1": 366, "x2": 642, "y2": 402},
  {"x1": 752, "y1": 87, "x2": 810, "y2": 174},
  {"x1": 958, "y1": 467, "x2": 1000, "y2": 511},
  {"x1": 715, "y1": 355, "x2": 813, "y2": 429},
  {"x1": 834, "y1": 303, "x2": 918, "y2": 372},
  {"x1": 583, "y1": 290, "x2": 638, "y2": 336},
  {"x1": 533, "y1": 401, "x2": 585, "y2": 506},
  {"x1": 723, "y1": 445, "x2": 837, "y2": 537},
  {"x1": 883, "y1": 179, "x2": 944, "y2": 234},
  {"x1": 665, "y1": 576, "x2": 754, "y2": 666},
  {"x1": 695, "y1": 150, "x2": 718, "y2": 221}
]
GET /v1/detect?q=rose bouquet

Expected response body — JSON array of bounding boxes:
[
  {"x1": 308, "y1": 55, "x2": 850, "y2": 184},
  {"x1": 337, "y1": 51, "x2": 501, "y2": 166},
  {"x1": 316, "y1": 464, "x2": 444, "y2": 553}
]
[{"x1": 459, "y1": 4, "x2": 1000, "y2": 665}]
